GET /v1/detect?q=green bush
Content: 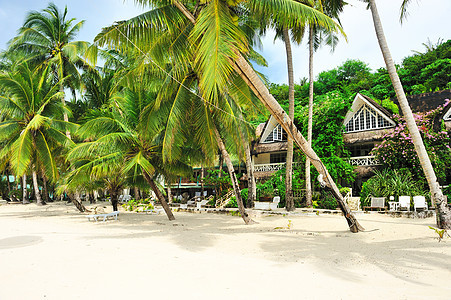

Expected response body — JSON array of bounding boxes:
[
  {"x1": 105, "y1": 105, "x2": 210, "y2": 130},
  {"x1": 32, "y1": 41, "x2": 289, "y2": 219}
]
[
  {"x1": 122, "y1": 198, "x2": 154, "y2": 212},
  {"x1": 225, "y1": 196, "x2": 238, "y2": 208},
  {"x1": 360, "y1": 169, "x2": 428, "y2": 207},
  {"x1": 240, "y1": 188, "x2": 248, "y2": 203}
]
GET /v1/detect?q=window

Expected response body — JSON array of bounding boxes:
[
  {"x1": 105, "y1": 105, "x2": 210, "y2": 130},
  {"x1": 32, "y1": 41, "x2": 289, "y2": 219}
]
[
  {"x1": 348, "y1": 144, "x2": 374, "y2": 157},
  {"x1": 345, "y1": 104, "x2": 392, "y2": 133},
  {"x1": 264, "y1": 124, "x2": 288, "y2": 143},
  {"x1": 270, "y1": 152, "x2": 286, "y2": 164}
]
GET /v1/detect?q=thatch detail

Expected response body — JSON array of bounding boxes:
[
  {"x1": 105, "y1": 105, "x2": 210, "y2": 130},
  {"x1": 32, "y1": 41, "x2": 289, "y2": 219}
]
[
  {"x1": 255, "y1": 123, "x2": 266, "y2": 139},
  {"x1": 354, "y1": 165, "x2": 378, "y2": 177},
  {"x1": 254, "y1": 141, "x2": 287, "y2": 154},
  {"x1": 392, "y1": 89, "x2": 451, "y2": 113},
  {"x1": 344, "y1": 128, "x2": 393, "y2": 144}
]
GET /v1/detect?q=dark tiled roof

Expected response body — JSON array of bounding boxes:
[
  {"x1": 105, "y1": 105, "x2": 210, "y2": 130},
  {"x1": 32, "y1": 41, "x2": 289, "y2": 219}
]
[{"x1": 392, "y1": 89, "x2": 451, "y2": 113}]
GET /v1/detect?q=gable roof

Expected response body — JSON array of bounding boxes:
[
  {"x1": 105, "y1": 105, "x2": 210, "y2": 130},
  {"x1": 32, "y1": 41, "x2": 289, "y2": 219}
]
[
  {"x1": 258, "y1": 115, "x2": 280, "y2": 143},
  {"x1": 343, "y1": 93, "x2": 396, "y2": 132}
]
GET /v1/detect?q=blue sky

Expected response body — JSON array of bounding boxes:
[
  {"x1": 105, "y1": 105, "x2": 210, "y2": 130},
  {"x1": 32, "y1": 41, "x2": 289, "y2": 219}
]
[{"x1": 0, "y1": 0, "x2": 450, "y2": 84}]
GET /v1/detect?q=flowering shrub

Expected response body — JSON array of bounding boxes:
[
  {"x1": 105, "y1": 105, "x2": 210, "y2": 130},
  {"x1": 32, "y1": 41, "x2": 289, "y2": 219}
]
[{"x1": 372, "y1": 99, "x2": 451, "y2": 181}]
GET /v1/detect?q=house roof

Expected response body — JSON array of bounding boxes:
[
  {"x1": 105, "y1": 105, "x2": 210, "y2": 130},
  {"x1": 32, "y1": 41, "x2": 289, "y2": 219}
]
[
  {"x1": 392, "y1": 89, "x2": 451, "y2": 114},
  {"x1": 343, "y1": 93, "x2": 396, "y2": 129},
  {"x1": 360, "y1": 94, "x2": 394, "y2": 117}
]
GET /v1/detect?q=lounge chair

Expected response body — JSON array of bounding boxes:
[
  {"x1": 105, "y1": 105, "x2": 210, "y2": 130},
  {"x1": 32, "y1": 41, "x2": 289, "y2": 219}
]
[
  {"x1": 398, "y1": 196, "x2": 411, "y2": 211},
  {"x1": 86, "y1": 211, "x2": 119, "y2": 222},
  {"x1": 196, "y1": 200, "x2": 209, "y2": 209},
  {"x1": 413, "y1": 196, "x2": 428, "y2": 212},
  {"x1": 363, "y1": 197, "x2": 387, "y2": 211}
]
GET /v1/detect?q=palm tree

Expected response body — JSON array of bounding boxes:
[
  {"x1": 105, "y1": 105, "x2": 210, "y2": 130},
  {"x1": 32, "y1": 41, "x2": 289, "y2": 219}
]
[
  {"x1": 95, "y1": 0, "x2": 363, "y2": 231},
  {"x1": 66, "y1": 85, "x2": 193, "y2": 219},
  {"x1": 365, "y1": 0, "x2": 451, "y2": 229},
  {"x1": 170, "y1": 0, "x2": 363, "y2": 231},
  {"x1": 305, "y1": 0, "x2": 345, "y2": 207},
  {"x1": 0, "y1": 62, "x2": 76, "y2": 205},
  {"x1": 7, "y1": 3, "x2": 91, "y2": 118},
  {"x1": 8, "y1": 3, "x2": 95, "y2": 211}
]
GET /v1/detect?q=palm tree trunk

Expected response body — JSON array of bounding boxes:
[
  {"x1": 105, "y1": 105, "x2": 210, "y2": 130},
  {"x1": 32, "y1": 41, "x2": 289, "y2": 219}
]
[
  {"x1": 306, "y1": 28, "x2": 314, "y2": 208},
  {"x1": 244, "y1": 141, "x2": 256, "y2": 208},
  {"x1": 32, "y1": 170, "x2": 44, "y2": 205},
  {"x1": 214, "y1": 127, "x2": 254, "y2": 224},
  {"x1": 283, "y1": 28, "x2": 295, "y2": 211},
  {"x1": 200, "y1": 166, "x2": 205, "y2": 201},
  {"x1": 42, "y1": 175, "x2": 50, "y2": 202},
  {"x1": 143, "y1": 172, "x2": 175, "y2": 221},
  {"x1": 218, "y1": 151, "x2": 223, "y2": 178},
  {"x1": 368, "y1": 0, "x2": 451, "y2": 229},
  {"x1": 173, "y1": 1, "x2": 362, "y2": 232},
  {"x1": 22, "y1": 175, "x2": 29, "y2": 204},
  {"x1": 110, "y1": 189, "x2": 119, "y2": 211},
  {"x1": 5, "y1": 169, "x2": 11, "y2": 195},
  {"x1": 134, "y1": 186, "x2": 141, "y2": 201},
  {"x1": 166, "y1": 184, "x2": 173, "y2": 204}
]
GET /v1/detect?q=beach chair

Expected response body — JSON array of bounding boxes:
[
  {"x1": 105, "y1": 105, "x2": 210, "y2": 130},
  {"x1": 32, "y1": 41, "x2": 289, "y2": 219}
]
[
  {"x1": 413, "y1": 196, "x2": 428, "y2": 212},
  {"x1": 364, "y1": 197, "x2": 387, "y2": 211},
  {"x1": 86, "y1": 211, "x2": 119, "y2": 222},
  {"x1": 196, "y1": 200, "x2": 209, "y2": 209},
  {"x1": 398, "y1": 196, "x2": 411, "y2": 211}
]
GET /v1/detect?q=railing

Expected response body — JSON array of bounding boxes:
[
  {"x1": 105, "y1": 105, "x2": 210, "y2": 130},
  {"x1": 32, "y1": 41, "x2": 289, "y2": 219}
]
[
  {"x1": 216, "y1": 190, "x2": 234, "y2": 208},
  {"x1": 253, "y1": 162, "x2": 286, "y2": 172},
  {"x1": 348, "y1": 156, "x2": 380, "y2": 166}
]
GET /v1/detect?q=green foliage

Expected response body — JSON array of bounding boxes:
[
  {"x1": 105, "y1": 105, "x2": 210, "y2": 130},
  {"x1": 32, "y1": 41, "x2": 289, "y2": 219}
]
[
  {"x1": 294, "y1": 90, "x2": 356, "y2": 185},
  {"x1": 122, "y1": 198, "x2": 154, "y2": 212},
  {"x1": 428, "y1": 226, "x2": 449, "y2": 242},
  {"x1": 240, "y1": 188, "x2": 248, "y2": 203},
  {"x1": 359, "y1": 169, "x2": 427, "y2": 207},
  {"x1": 372, "y1": 103, "x2": 451, "y2": 182},
  {"x1": 225, "y1": 196, "x2": 238, "y2": 208},
  {"x1": 204, "y1": 170, "x2": 232, "y2": 195}
]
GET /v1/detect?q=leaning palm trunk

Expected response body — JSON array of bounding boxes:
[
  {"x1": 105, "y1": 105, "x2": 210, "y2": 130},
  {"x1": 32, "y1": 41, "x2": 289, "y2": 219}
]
[
  {"x1": 32, "y1": 170, "x2": 44, "y2": 205},
  {"x1": 174, "y1": 1, "x2": 362, "y2": 232},
  {"x1": 214, "y1": 128, "x2": 254, "y2": 224},
  {"x1": 143, "y1": 172, "x2": 175, "y2": 221},
  {"x1": 368, "y1": 0, "x2": 451, "y2": 229},
  {"x1": 305, "y1": 28, "x2": 314, "y2": 207},
  {"x1": 283, "y1": 28, "x2": 295, "y2": 211}
]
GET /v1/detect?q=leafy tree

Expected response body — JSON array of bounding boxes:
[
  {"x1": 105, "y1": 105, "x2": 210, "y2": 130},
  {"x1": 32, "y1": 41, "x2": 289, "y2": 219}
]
[{"x1": 0, "y1": 62, "x2": 76, "y2": 205}]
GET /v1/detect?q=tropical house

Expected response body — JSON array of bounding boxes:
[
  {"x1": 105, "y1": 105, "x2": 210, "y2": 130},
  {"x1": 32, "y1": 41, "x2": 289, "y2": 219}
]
[{"x1": 251, "y1": 90, "x2": 451, "y2": 195}]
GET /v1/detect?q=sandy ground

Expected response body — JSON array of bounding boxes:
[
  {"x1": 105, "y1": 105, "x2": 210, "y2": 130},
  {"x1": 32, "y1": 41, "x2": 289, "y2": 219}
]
[{"x1": 0, "y1": 202, "x2": 450, "y2": 300}]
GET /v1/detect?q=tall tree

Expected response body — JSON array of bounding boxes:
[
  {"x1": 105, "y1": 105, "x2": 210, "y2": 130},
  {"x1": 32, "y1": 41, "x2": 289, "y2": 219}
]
[
  {"x1": 8, "y1": 3, "x2": 93, "y2": 211},
  {"x1": 365, "y1": 0, "x2": 451, "y2": 228},
  {"x1": 305, "y1": 0, "x2": 344, "y2": 207},
  {"x1": 0, "y1": 62, "x2": 76, "y2": 205},
  {"x1": 96, "y1": 0, "x2": 363, "y2": 231}
]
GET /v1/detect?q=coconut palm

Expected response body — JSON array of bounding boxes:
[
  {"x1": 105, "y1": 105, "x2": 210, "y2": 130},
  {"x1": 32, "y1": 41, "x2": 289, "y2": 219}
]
[
  {"x1": 364, "y1": 0, "x2": 451, "y2": 229},
  {"x1": 304, "y1": 0, "x2": 345, "y2": 207},
  {"x1": 7, "y1": 3, "x2": 92, "y2": 118},
  {"x1": 65, "y1": 83, "x2": 197, "y2": 219},
  {"x1": 0, "y1": 62, "x2": 76, "y2": 205},
  {"x1": 94, "y1": 0, "x2": 363, "y2": 231}
]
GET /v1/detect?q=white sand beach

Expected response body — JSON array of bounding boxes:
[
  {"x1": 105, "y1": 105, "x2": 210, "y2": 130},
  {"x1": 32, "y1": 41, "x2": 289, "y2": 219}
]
[{"x1": 0, "y1": 202, "x2": 450, "y2": 300}]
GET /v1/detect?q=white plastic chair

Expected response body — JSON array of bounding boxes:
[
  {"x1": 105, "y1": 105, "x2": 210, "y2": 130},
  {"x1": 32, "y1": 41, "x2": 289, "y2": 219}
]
[
  {"x1": 413, "y1": 196, "x2": 428, "y2": 212},
  {"x1": 398, "y1": 196, "x2": 411, "y2": 211}
]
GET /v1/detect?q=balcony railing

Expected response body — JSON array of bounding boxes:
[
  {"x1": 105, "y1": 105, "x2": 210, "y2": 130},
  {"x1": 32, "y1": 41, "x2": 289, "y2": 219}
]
[
  {"x1": 254, "y1": 162, "x2": 286, "y2": 172},
  {"x1": 349, "y1": 156, "x2": 380, "y2": 166}
]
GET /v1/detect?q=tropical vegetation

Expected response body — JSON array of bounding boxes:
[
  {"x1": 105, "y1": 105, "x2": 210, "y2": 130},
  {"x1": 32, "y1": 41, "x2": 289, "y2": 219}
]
[{"x1": 0, "y1": 1, "x2": 449, "y2": 230}]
